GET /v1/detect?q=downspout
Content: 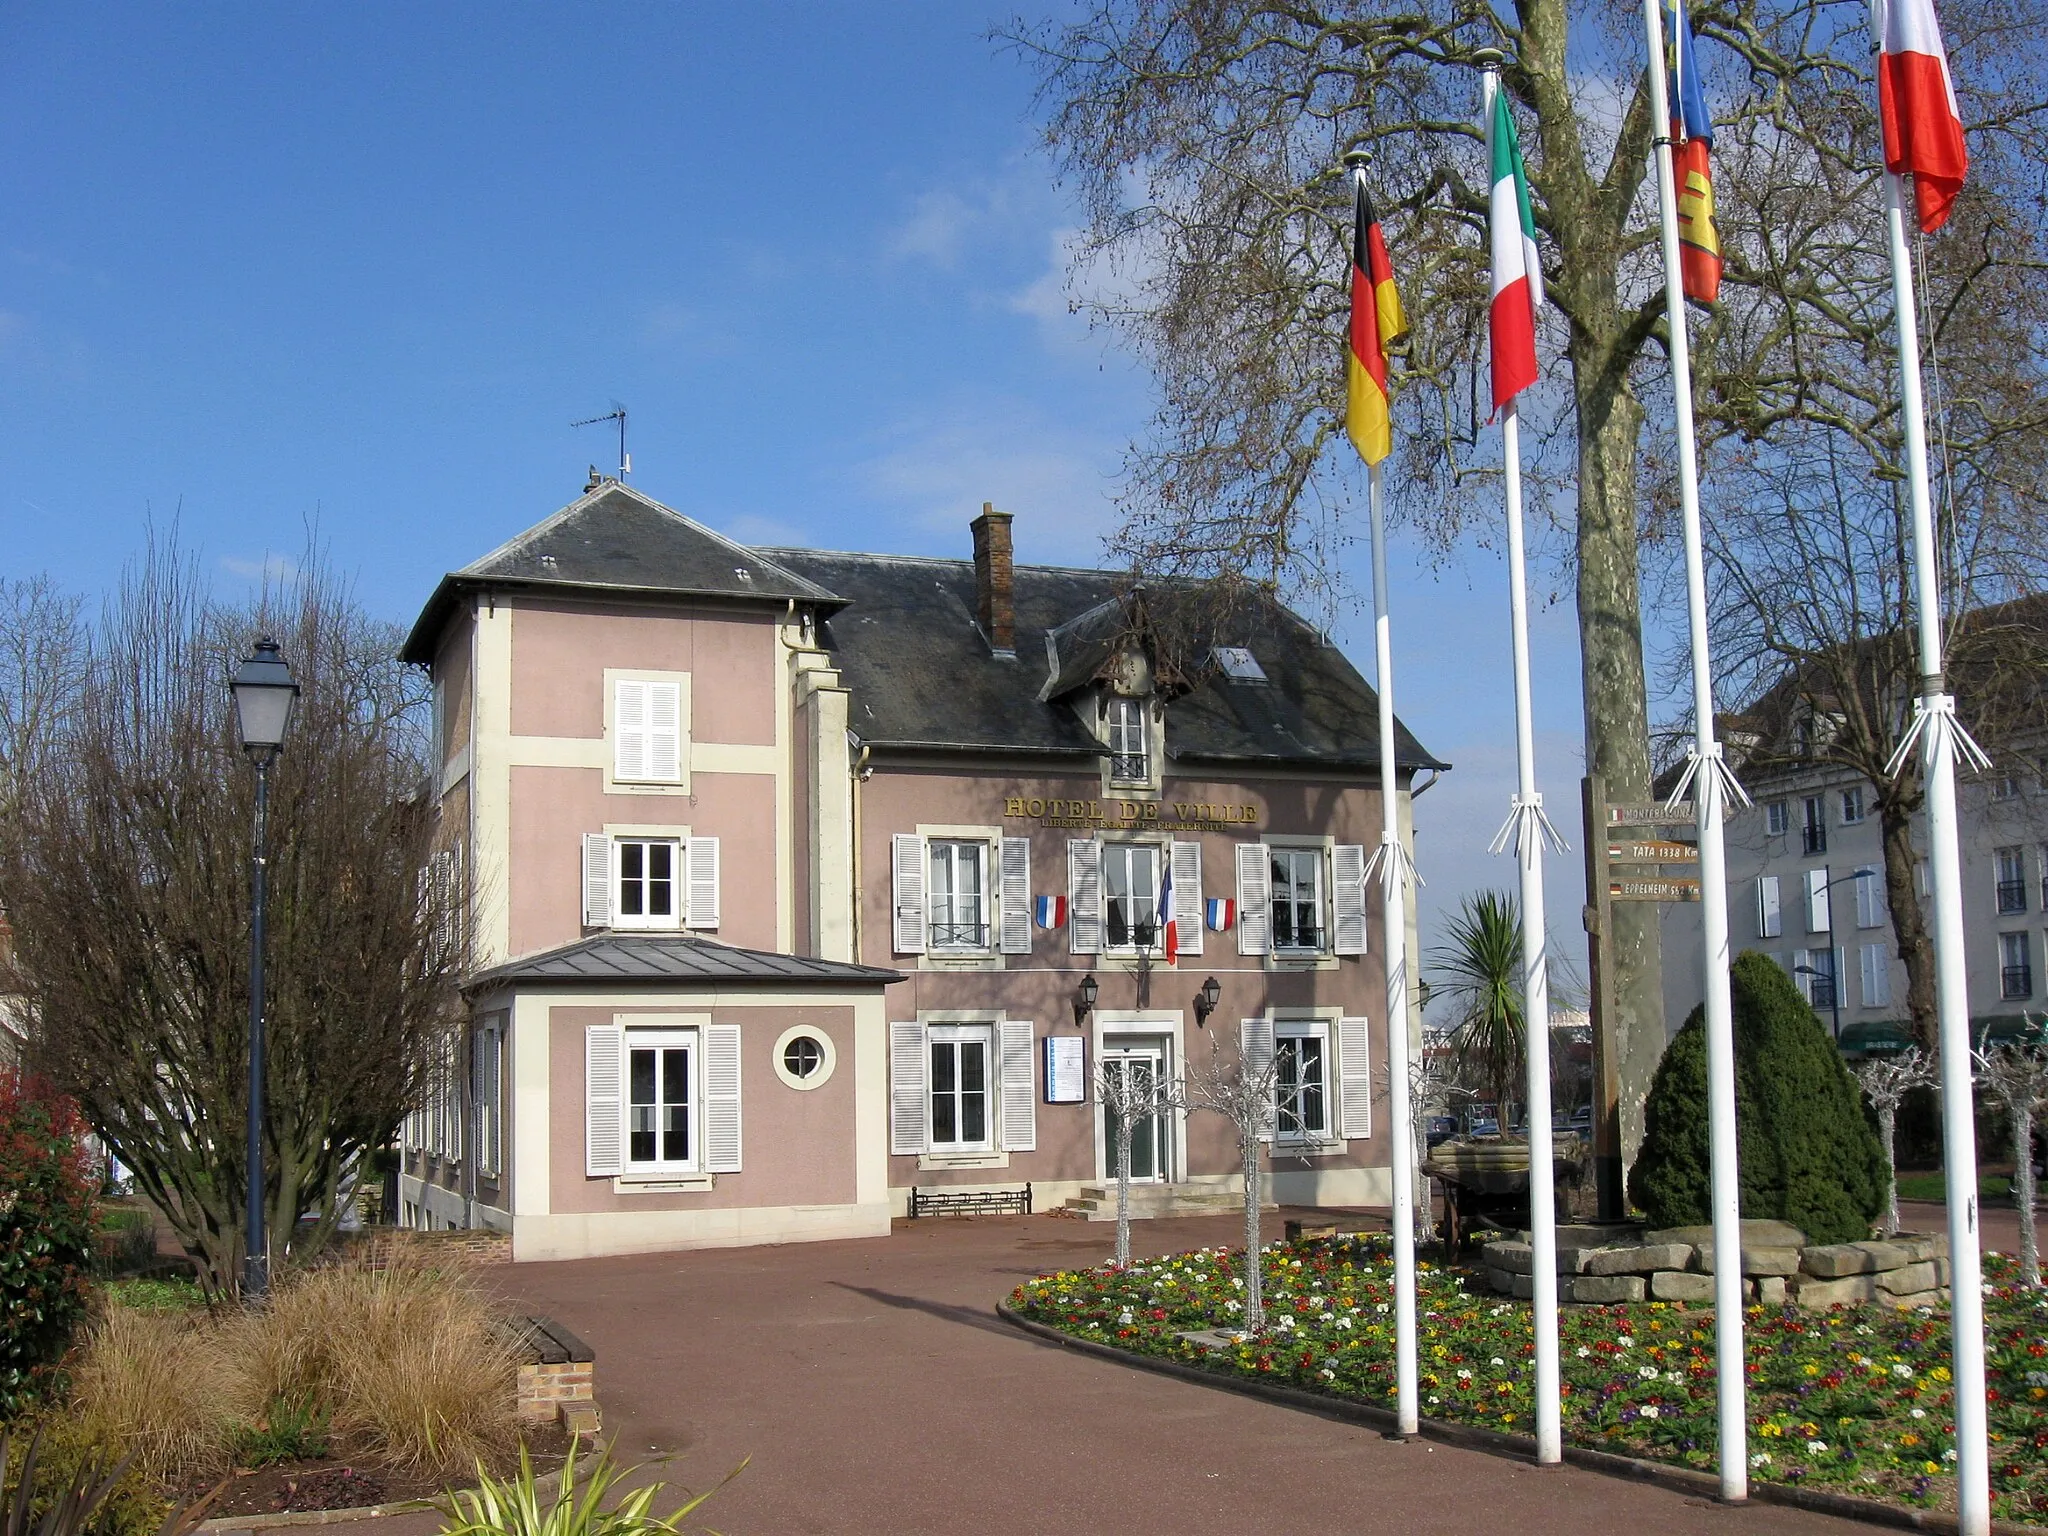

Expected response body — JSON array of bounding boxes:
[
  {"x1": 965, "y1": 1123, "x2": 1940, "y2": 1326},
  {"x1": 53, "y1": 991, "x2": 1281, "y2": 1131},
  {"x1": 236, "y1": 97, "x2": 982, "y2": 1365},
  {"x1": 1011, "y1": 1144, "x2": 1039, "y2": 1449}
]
[{"x1": 850, "y1": 738, "x2": 871, "y2": 958}]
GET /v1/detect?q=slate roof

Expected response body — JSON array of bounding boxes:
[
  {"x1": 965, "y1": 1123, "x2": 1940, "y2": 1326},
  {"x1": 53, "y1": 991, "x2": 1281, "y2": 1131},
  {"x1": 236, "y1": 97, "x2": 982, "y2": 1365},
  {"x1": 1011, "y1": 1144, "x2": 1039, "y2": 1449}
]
[
  {"x1": 467, "y1": 933, "x2": 900, "y2": 991},
  {"x1": 763, "y1": 549, "x2": 1448, "y2": 774},
  {"x1": 401, "y1": 482, "x2": 840, "y2": 662}
]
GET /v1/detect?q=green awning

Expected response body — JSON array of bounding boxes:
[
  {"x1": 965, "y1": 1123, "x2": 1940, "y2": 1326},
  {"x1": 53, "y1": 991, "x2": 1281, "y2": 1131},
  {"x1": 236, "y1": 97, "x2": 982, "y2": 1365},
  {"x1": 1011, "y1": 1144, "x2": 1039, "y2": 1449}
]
[{"x1": 1839, "y1": 1020, "x2": 1915, "y2": 1058}]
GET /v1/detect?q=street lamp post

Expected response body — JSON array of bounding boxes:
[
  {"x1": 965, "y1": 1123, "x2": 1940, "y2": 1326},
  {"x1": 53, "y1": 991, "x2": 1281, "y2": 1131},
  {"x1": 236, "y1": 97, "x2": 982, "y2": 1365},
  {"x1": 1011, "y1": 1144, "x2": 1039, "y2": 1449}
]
[{"x1": 230, "y1": 638, "x2": 298, "y2": 1299}]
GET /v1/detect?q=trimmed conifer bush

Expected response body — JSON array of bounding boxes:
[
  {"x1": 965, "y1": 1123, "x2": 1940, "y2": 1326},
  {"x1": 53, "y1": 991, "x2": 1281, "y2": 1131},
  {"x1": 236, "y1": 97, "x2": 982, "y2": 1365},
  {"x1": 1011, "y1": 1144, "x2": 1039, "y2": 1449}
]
[{"x1": 1628, "y1": 950, "x2": 1886, "y2": 1245}]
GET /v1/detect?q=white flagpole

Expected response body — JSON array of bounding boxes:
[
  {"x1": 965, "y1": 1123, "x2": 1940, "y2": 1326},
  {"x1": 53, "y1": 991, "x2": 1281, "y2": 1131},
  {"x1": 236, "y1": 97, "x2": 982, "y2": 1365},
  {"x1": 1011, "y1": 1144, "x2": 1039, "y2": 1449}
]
[
  {"x1": 1365, "y1": 452, "x2": 1420, "y2": 1437},
  {"x1": 1483, "y1": 66, "x2": 1561, "y2": 1469},
  {"x1": 1642, "y1": 0, "x2": 1748, "y2": 1501},
  {"x1": 1881, "y1": 166, "x2": 1991, "y2": 1536}
]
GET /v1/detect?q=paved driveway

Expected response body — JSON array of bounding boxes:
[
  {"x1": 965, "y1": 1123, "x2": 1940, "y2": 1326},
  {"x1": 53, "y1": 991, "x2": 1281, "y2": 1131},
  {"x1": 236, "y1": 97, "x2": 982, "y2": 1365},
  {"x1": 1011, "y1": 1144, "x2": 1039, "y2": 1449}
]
[{"x1": 464, "y1": 1211, "x2": 1895, "y2": 1536}]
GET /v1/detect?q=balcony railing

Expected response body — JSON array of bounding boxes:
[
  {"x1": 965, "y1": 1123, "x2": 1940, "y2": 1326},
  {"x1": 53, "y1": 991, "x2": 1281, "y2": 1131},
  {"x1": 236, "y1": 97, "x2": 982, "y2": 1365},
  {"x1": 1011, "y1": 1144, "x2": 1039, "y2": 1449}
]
[
  {"x1": 1109, "y1": 752, "x2": 1149, "y2": 784},
  {"x1": 1274, "y1": 924, "x2": 1328, "y2": 953},
  {"x1": 1998, "y1": 879, "x2": 2029, "y2": 915},
  {"x1": 2003, "y1": 964, "x2": 2034, "y2": 1000},
  {"x1": 929, "y1": 921, "x2": 990, "y2": 950},
  {"x1": 1807, "y1": 976, "x2": 1838, "y2": 1010},
  {"x1": 1802, "y1": 823, "x2": 1828, "y2": 856}
]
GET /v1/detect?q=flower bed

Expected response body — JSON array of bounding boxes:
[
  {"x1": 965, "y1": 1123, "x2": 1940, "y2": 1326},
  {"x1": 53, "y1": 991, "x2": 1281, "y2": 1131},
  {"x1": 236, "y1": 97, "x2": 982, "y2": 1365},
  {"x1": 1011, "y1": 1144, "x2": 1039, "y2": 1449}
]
[{"x1": 1008, "y1": 1235, "x2": 2048, "y2": 1523}]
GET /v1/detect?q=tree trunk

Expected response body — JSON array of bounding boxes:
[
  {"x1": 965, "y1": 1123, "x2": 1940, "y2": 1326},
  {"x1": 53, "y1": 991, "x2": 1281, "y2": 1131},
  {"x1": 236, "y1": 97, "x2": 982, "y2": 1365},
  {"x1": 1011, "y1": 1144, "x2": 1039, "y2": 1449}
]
[
  {"x1": 1879, "y1": 1103, "x2": 1900, "y2": 1237},
  {"x1": 1878, "y1": 800, "x2": 1938, "y2": 1049},
  {"x1": 2017, "y1": 1104, "x2": 2038, "y2": 1288},
  {"x1": 1241, "y1": 1135, "x2": 1263, "y2": 1332},
  {"x1": 1571, "y1": 335, "x2": 1663, "y2": 1173}
]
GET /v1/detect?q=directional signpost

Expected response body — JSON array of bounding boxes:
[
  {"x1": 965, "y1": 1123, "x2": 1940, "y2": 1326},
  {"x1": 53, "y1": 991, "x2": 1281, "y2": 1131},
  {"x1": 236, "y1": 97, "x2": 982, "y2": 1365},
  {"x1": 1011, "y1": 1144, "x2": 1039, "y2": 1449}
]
[{"x1": 1583, "y1": 777, "x2": 1702, "y2": 1216}]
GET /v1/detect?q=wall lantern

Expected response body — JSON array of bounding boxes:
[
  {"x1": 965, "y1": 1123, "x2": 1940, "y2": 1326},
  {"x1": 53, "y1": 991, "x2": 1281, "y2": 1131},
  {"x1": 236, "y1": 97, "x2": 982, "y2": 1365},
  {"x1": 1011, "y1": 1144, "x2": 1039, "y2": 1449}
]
[
  {"x1": 1193, "y1": 975, "x2": 1222, "y2": 1028},
  {"x1": 1072, "y1": 973, "x2": 1098, "y2": 1029}
]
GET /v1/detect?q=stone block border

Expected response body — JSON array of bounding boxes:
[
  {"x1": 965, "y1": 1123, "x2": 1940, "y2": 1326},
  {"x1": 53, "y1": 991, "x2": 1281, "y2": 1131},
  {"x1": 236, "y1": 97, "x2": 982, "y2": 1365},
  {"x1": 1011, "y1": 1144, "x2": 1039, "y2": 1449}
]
[
  {"x1": 1482, "y1": 1223, "x2": 1952, "y2": 1308},
  {"x1": 995, "y1": 1302, "x2": 2048, "y2": 1536}
]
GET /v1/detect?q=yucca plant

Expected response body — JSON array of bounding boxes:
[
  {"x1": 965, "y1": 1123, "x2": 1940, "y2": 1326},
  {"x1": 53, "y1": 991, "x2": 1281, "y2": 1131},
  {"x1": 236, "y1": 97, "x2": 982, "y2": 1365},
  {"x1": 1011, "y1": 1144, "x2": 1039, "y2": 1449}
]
[
  {"x1": 438, "y1": 1439, "x2": 742, "y2": 1536},
  {"x1": 1429, "y1": 891, "x2": 1526, "y2": 1129},
  {"x1": 0, "y1": 1426, "x2": 217, "y2": 1536}
]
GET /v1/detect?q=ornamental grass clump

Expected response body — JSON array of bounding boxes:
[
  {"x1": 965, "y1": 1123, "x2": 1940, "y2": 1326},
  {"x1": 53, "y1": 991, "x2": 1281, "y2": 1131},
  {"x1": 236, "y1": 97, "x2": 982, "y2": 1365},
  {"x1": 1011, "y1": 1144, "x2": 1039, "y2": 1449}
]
[
  {"x1": 1630, "y1": 950, "x2": 1886, "y2": 1244},
  {"x1": 66, "y1": 1308, "x2": 237, "y2": 1485}
]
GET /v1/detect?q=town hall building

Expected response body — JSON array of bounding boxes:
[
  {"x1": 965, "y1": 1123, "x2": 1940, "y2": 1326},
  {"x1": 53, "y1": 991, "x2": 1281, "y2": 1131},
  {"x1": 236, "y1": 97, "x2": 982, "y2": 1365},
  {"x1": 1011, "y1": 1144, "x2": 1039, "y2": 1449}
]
[{"x1": 396, "y1": 477, "x2": 1446, "y2": 1260}]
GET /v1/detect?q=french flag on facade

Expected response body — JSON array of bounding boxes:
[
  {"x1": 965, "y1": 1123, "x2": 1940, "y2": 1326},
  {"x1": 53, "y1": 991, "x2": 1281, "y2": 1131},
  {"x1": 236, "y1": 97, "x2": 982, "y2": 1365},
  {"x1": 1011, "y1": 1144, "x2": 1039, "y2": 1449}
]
[
  {"x1": 1873, "y1": 0, "x2": 1968, "y2": 232},
  {"x1": 1035, "y1": 894, "x2": 1066, "y2": 930},
  {"x1": 1206, "y1": 898, "x2": 1235, "y2": 932},
  {"x1": 1156, "y1": 857, "x2": 1178, "y2": 965}
]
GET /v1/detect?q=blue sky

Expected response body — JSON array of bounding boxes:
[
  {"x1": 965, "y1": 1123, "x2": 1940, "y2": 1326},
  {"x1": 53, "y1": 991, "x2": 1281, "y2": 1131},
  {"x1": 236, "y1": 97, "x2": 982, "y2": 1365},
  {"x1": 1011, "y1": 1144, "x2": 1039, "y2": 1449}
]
[{"x1": 0, "y1": 1, "x2": 1597, "y2": 973}]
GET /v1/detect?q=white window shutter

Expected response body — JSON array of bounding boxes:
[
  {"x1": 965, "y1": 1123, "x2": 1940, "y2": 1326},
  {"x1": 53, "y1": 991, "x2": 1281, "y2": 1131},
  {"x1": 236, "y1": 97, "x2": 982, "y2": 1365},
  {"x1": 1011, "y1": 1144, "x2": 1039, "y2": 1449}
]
[
  {"x1": 686, "y1": 836, "x2": 720, "y2": 929},
  {"x1": 998, "y1": 837, "x2": 1032, "y2": 955},
  {"x1": 1068, "y1": 838, "x2": 1102, "y2": 954},
  {"x1": 1855, "y1": 865, "x2": 1883, "y2": 928},
  {"x1": 1332, "y1": 844, "x2": 1369, "y2": 955},
  {"x1": 614, "y1": 680, "x2": 649, "y2": 781},
  {"x1": 1241, "y1": 1017, "x2": 1276, "y2": 1139},
  {"x1": 1170, "y1": 840, "x2": 1203, "y2": 956},
  {"x1": 1862, "y1": 942, "x2": 1892, "y2": 1008},
  {"x1": 1337, "y1": 1016, "x2": 1373, "y2": 1139},
  {"x1": 704, "y1": 1024, "x2": 742, "y2": 1173},
  {"x1": 1805, "y1": 868, "x2": 1830, "y2": 933},
  {"x1": 446, "y1": 1033, "x2": 463, "y2": 1164},
  {"x1": 1757, "y1": 874, "x2": 1781, "y2": 939},
  {"x1": 1235, "y1": 843, "x2": 1271, "y2": 955},
  {"x1": 582, "y1": 833, "x2": 612, "y2": 928},
  {"x1": 585, "y1": 1024, "x2": 623, "y2": 1177},
  {"x1": 997, "y1": 1019, "x2": 1036, "y2": 1151},
  {"x1": 889, "y1": 1021, "x2": 927, "y2": 1156},
  {"x1": 647, "y1": 681, "x2": 683, "y2": 782},
  {"x1": 891, "y1": 834, "x2": 927, "y2": 955}
]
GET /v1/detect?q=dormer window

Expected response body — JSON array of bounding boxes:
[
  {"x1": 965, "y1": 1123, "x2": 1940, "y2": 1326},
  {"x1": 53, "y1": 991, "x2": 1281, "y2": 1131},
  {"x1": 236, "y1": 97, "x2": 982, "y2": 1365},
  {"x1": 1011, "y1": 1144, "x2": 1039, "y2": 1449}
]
[{"x1": 1108, "y1": 696, "x2": 1149, "y2": 785}]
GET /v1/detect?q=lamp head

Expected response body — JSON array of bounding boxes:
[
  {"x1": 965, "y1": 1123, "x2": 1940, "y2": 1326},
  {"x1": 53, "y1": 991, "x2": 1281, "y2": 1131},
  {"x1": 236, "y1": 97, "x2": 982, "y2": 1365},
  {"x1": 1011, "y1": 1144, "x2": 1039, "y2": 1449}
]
[
  {"x1": 1194, "y1": 975, "x2": 1222, "y2": 1026},
  {"x1": 1072, "y1": 973, "x2": 1098, "y2": 1029},
  {"x1": 230, "y1": 637, "x2": 299, "y2": 761}
]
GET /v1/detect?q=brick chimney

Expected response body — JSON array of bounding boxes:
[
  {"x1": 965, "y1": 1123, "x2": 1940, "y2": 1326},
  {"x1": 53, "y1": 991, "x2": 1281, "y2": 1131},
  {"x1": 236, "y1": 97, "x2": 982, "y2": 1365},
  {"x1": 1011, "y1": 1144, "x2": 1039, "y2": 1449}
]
[{"x1": 970, "y1": 503, "x2": 1015, "y2": 655}]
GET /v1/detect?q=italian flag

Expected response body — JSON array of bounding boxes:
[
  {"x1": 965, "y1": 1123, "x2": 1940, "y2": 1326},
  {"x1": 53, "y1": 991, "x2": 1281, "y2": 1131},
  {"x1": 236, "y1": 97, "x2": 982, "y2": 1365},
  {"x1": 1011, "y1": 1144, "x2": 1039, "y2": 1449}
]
[
  {"x1": 1488, "y1": 88, "x2": 1543, "y2": 411},
  {"x1": 1873, "y1": 0, "x2": 1968, "y2": 233}
]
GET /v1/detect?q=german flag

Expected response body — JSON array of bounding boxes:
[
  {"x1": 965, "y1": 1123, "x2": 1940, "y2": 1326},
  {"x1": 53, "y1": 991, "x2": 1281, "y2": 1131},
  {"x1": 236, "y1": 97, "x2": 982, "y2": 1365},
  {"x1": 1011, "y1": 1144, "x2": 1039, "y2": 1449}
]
[{"x1": 1346, "y1": 171, "x2": 1405, "y2": 465}]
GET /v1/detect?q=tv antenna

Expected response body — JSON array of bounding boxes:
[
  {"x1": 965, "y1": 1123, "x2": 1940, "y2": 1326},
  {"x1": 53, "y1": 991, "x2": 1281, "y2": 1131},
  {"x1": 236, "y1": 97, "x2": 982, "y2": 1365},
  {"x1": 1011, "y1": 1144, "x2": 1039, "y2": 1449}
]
[{"x1": 572, "y1": 404, "x2": 630, "y2": 480}]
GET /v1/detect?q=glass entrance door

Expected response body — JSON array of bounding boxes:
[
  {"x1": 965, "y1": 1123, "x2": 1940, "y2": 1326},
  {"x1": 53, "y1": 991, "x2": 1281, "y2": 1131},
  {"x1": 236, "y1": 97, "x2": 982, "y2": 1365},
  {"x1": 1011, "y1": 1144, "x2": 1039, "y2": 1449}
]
[{"x1": 1102, "y1": 1044, "x2": 1169, "y2": 1183}]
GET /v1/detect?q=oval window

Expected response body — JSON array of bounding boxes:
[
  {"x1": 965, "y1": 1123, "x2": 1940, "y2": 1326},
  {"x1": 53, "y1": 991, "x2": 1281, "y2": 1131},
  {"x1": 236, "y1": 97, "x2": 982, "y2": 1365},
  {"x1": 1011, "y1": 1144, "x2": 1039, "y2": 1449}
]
[
  {"x1": 783, "y1": 1036, "x2": 823, "y2": 1080},
  {"x1": 773, "y1": 1026, "x2": 835, "y2": 1090}
]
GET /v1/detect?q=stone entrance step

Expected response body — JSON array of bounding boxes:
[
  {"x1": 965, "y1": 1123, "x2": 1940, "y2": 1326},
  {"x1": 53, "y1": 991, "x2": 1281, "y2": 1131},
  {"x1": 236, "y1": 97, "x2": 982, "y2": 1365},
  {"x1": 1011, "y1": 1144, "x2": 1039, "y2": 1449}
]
[{"x1": 1060, "y1": 1183, "x2": 1273, "y2": 1221}]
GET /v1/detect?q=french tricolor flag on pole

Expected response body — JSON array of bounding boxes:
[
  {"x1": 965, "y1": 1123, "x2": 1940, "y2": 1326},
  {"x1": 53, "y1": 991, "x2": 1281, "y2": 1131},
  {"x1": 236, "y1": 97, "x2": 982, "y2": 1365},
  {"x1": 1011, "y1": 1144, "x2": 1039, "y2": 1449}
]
[
  {"x1": 1873, "y1": 0, "x2": 1969, "y2": 232},
  {"x1": 1206, "y1": 898, "x2": 1235, "y2": 932},
  {"x1": 1035, "y1": 895, "x2": 1066, "y2": 930},
  {"x1": 1157, "y1": 858, "x2": 1178, "y2": 965}
]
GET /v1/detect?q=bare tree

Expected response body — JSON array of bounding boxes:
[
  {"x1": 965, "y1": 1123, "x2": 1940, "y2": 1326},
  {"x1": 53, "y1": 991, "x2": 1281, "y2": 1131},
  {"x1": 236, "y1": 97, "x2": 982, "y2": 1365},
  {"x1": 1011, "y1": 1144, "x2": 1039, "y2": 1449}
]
[
  {"x1": 1853, "y1": 1047, "x2": 1939, "y2": 1237},
  {"x1": 1186, "y1": 1034, "x2": 1281, "y2": 1332},
  {"x1": 0, "y1": 540, "x2": 455, "y2": 1295},
  {"x1": 1003, "y1": 0, "x2": 2048, "y2": 1166},
  {"x1": 0, "y1": 576, "x2": 89, "y2": 823},
  {"x1": 1974, "y1": 1033, "x2": 2048, "y2": 1285},
  {"x1": 1095, "y1": 1056, "x2": 1188, "y2": 1266}
]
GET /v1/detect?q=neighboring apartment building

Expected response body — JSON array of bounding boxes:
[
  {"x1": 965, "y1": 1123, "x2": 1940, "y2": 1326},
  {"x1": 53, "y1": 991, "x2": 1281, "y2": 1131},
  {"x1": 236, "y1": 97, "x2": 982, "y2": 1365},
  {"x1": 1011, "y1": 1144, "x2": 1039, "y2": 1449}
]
[
  {"x1": 395, "y1": 478, "x2": 1446, "y2": 1260},
  {"x1": 1661, "y1": 707, "x2": 2048, "y2": 1054}
]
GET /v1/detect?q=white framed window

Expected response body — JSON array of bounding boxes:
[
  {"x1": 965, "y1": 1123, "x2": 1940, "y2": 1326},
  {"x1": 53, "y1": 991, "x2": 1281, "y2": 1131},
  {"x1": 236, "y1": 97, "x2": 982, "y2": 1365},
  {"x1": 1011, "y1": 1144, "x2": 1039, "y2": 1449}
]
[
  {"x1": 626, "y1": 1028, "x2": 697, "y2": 1171},
  {"x1": 1102, "y1": 843, "x2": 1162, "y2": 953},
  {"x1": 615, "y1": 837, "x2": 679, "y2": 930},
  {"x1": 1274, "y1": 1019, "x2": 1331, "y2": 1141},
  {"x1": 610, "y1": 677, "x2": 685, "y2": 786},
  {"x1": 2000, "y1": 931, "x2": 2033, "y2": 999},
  {"x1": 1107, "y1": 695, "x2": 1149, "y2": 785},
  {"x1": 1996, "y1": 846, "x2": 2028, "y2": 915},
  {"x1": 1801, "y1": 797, "x2": 1827, "y2": 855},
  {"x1": 1765, "y1": 801, "x2": 1790, "y2": 837},
  {"x1": 927, "y1": 1023, "x2": 994, "y2": 1152},
  {"x1": 1840, "y1": 786, "x2": 1865, "y2": 824},
  {"x1": 1991, "y1": 773, "x2": 2020, "y2": 802},
  {"x1": 472, "y1": 1019, "x2": 503, "y2": 1179},
  {"x1": 1270, "y1": 848, "x2": 1327, "y2": 953},
  {"x1": 1799, "y1": 946, "x2": 1840, "y2": 1010},
  {"x1": 928, "y1": 839, "x2": 990, "y2": 951}
]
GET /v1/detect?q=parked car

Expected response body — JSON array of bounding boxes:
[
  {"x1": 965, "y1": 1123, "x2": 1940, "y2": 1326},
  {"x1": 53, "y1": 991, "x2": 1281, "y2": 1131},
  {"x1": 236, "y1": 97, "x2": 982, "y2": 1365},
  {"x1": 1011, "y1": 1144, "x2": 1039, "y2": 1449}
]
[
  {"x1": 1424, "y1": 1115, "x2": 1459, "y2": 1150},
  {"x1": 1467, "y1": 1112, "x2": 1500, "y2": 1138}
]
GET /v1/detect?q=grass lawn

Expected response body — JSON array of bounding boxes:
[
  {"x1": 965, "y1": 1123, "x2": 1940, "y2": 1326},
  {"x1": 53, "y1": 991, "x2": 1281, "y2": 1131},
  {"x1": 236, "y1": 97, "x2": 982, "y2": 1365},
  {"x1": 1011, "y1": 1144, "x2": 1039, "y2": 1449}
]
[
  {"x1": 1895, "y1": 1171, "x2": 2015, "y2": 1204},
  {"x1": 1010, "y1": 1236, "x2": 2048, "y2": 1523}
]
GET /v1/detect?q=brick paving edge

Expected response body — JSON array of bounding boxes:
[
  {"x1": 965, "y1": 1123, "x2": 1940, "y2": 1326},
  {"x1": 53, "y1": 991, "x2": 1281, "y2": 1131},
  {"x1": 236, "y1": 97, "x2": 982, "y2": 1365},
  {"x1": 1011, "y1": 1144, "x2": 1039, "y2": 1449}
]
[{"x1": 994, "y1": 1303, "x2": 2048, "y2": 1536}]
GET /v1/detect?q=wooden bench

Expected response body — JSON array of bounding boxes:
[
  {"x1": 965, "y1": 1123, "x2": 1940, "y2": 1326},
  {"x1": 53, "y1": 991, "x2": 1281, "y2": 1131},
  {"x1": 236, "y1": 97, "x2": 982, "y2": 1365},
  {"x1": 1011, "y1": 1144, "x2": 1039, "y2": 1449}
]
[{"x1": 908, "y1": 1184, "x2": 1033, "y2": 1219}]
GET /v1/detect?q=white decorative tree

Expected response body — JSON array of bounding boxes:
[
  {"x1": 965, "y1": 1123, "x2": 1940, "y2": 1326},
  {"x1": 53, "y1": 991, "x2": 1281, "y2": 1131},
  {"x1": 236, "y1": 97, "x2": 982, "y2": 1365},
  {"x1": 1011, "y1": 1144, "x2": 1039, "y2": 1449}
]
[
  {"x1": 1187, "y1": 1035, "x2": 1281, "y2": 1332},
  {"x1": 1095, "y1": 1056, "x2": 1186, "y2": 1268},
  {"x1": 1852, "y1": 1048, "x2": 1939, "y2": 1237},
  {"x1": 1973, "y1": 1028, "x2": 2048, "y2": 1287}
]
